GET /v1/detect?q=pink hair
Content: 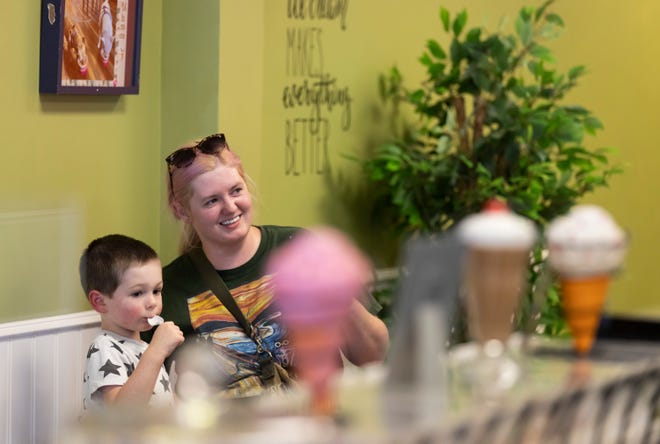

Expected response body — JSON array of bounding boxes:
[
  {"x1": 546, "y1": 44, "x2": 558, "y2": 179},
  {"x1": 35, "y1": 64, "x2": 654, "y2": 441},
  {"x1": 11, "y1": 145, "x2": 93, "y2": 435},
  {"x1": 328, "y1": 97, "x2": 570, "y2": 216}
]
[{"x1": 166, "y1": 139, "x2": 252, "y2": 254}]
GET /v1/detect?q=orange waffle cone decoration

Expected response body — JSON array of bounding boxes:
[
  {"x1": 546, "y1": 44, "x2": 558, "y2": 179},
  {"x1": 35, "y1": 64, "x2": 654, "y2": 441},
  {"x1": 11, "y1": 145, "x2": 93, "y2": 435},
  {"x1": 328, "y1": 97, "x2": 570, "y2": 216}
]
[
  {"x1": 560, "y1": 275, "x2": 610, "y2": 355},
  {"x1": 287, "y1": 324, "x2": 341, "y2": 416}
]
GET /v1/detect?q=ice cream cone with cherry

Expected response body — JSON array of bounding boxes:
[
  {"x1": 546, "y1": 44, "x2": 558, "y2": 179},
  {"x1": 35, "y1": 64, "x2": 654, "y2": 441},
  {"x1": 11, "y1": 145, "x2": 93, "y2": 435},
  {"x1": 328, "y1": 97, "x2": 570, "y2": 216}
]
[
  {"x1": 458, "y1": 199, "x2": 537, "y2": 345},
  {"x1": 546, "y1": 205, "x2": 627, "y2": 355}
]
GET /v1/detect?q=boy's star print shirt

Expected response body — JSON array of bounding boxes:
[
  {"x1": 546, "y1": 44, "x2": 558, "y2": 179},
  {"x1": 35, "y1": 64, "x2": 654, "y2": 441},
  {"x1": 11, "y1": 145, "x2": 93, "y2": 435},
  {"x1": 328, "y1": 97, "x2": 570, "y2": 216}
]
[{"x1": 83, "y1": 330, "x2": 174, "y2": 411}]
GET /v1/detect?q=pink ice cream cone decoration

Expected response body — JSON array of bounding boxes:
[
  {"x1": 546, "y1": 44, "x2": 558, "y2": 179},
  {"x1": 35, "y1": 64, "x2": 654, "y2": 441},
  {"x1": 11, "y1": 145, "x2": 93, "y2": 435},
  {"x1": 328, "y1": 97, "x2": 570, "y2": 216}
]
[{"x1": 267, "y1": 227, "x2": 372, "y2": 415}]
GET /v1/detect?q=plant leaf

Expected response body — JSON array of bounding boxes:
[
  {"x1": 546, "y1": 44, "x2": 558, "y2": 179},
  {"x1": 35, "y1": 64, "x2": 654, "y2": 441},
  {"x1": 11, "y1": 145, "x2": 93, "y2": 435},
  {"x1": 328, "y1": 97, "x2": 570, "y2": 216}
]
[
  {"x1": 583, "y1": 116, "x2": 604, "y2": 135},
  {"x1": 546, "y1": 13, "x2": 565, "y2": 27},
  {"x1": 466, "y1": 27, "x2": 481, "y2": 42},
  {"x1": 409, "y1": 88, "x2": 426, "y2": 104},
  {"x1": 515, "y1": 15, "x2": 533, "y2": 46},
  {"x1": 440, "y1": 7, "x2": 451, "y2": 32},
  {"x1": 427, "y1": 39, "x2": 447, "y2": 60},
  {"x1": 453, "y1": 10, "x2": 468, "y2": 36},
  {"x1": 539, "y1": 22, "x2": 562, "y2": 39},
  {"x1": 568, "y1": 65, "x2": 586, "y2": 80},
  {"x1": 529, "y1": 44, "x2": 555, "y2": 63},
  {"x1": 419, "y1": 52, "x2": 433, "y2": 67},
  {"x1": 519, "y1": 6, "x2": 534, "y2": 21},
  {"x1": 534, "y1": 0, "x2": 554, "y2": 22},
  {"x1": 563, "y1": 105, "x2": 589, "y2": 115}
]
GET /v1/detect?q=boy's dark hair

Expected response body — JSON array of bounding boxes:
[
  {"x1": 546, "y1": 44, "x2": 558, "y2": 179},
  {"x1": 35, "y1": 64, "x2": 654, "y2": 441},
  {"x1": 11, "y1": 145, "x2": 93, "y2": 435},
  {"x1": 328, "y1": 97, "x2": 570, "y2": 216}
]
[{"x1": 79, "y1": 234, "x2": 159, "y2": 296}]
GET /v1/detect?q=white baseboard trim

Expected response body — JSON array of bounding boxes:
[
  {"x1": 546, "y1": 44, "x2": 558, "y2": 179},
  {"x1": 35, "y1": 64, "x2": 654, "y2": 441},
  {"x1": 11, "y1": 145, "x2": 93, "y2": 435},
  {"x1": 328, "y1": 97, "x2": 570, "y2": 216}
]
[{"x1": 0, "y1": 310, "x2": 100, "y2": 338}]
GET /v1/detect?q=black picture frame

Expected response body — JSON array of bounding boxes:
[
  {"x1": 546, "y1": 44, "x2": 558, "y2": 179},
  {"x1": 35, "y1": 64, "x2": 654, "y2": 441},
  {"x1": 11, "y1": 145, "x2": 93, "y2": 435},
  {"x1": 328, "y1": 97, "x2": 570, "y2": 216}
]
[{"x1": 39, "y1": 0, "x2": 143, "y2": 95}]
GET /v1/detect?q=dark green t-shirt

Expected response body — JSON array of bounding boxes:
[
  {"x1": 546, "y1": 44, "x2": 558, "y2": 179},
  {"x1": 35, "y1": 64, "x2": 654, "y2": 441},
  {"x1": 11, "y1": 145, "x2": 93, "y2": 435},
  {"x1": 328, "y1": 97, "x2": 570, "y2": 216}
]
[{"x1": 143, "y1": 225, "x2": 300, "y2": 397}]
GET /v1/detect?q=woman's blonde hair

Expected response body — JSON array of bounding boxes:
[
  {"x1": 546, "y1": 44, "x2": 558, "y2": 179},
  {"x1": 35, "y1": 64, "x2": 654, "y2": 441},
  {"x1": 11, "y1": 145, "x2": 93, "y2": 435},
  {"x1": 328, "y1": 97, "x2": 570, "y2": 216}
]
[{"x1": 166, "y1": 135, "x2": 253, "y2": 254}]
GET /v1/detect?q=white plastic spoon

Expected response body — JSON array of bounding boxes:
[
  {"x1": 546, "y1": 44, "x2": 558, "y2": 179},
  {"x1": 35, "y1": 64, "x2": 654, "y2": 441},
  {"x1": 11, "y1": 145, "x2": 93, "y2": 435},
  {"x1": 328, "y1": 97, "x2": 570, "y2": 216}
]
[{"x1": 147, "y1": 315, "x2": 164, "y2": 326}]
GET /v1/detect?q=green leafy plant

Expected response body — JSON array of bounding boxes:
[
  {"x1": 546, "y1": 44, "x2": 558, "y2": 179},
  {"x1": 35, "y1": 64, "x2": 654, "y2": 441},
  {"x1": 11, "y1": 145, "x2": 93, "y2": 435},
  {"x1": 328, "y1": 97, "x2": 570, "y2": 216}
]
[{"x1": 358, "y1": 0, "x2": 621, "y2": 336}]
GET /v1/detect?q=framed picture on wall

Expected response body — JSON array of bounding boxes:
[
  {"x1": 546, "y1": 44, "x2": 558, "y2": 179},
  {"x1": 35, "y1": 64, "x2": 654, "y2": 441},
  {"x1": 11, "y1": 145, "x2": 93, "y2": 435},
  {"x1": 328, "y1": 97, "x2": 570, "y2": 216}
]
[{"x1": 39, "y1": 0, "x2": 144, "y2": 95}]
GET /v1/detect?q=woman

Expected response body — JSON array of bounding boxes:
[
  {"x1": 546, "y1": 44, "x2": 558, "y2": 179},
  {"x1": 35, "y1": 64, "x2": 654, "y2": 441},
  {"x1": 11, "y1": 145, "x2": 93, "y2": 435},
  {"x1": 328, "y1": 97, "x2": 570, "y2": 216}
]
[{"x1": 147, "y1": 132, "x2": 389, "y2": 397}]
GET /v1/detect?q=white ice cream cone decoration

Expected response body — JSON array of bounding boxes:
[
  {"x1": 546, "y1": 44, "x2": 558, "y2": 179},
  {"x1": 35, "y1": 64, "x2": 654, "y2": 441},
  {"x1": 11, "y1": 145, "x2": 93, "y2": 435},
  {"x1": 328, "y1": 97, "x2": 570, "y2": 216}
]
[{"x1": 546, "y1": 205, "x2": 627, "y2": 355}]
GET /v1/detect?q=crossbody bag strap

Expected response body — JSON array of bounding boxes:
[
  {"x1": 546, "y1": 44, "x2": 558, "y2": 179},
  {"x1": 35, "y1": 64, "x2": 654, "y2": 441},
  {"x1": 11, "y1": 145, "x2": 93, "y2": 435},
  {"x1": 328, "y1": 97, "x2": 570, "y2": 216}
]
[
  {"x1": 187, "y1": 248, "x2": 253, "y2": 337},
  {"x1": 187, "y1": 248, "x2": 281, "y2": 383}
]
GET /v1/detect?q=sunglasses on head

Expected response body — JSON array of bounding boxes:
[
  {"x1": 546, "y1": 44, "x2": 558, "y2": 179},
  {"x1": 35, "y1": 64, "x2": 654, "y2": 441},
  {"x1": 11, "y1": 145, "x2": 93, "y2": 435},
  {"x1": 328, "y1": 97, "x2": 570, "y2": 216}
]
[{"x1": 165, "y1": 133, "x2": 228, "y2": 170}]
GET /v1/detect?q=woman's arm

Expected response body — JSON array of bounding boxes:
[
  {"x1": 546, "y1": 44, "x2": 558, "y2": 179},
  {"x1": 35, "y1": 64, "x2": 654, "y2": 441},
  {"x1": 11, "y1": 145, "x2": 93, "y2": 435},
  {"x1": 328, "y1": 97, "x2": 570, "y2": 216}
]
[{"x1": 340, "y1": 299, "x2": 390, "y2": 365}]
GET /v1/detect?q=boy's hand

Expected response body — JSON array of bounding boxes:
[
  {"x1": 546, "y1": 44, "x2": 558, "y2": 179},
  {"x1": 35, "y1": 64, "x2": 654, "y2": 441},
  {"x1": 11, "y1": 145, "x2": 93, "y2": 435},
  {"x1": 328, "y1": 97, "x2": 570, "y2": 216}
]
[{"x1": 148, "y1": 321, "x2": 184, "y2": 361}]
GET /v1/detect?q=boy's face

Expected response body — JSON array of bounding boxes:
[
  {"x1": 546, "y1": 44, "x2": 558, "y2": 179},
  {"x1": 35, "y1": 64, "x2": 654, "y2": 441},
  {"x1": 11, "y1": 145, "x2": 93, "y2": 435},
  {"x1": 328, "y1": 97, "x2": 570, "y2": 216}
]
[{"x1": 98, "y1": 258, "x2": 163, "y2": 339}]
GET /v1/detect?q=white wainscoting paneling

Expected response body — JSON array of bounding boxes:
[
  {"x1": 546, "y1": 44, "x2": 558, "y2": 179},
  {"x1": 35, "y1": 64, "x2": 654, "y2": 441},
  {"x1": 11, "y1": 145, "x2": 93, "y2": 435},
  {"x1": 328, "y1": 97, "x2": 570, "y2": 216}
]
[{"x1": 0, "y1": 311, "x2": 100, "y2": 444}]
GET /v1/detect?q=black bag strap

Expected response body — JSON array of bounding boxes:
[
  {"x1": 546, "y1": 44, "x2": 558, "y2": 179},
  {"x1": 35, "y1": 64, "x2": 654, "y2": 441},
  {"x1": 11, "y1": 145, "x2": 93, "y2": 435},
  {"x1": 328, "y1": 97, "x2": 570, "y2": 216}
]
[
  {"x1": 187, "y1": 247, "x2": 278, "y2": 385},
  {"x1": 187, "y1": 247, "x2": 253, "y2": 337}
]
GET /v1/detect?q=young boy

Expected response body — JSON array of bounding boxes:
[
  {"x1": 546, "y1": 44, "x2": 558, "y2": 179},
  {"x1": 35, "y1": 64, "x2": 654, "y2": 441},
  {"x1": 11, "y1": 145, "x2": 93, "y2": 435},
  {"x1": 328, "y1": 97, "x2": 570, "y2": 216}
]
[{"x1": 79, "y1": 234, "x2": 184, "y2": 411}]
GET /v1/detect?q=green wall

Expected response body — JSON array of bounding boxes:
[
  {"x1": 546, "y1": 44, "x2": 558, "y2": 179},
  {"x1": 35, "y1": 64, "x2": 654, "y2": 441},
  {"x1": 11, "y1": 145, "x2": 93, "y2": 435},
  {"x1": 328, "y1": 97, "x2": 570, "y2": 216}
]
[
  {"x1": 225, "y1": 0, "x2": 660, "y2": 316},
  {"x1": 3, "y1": 0, "x2": 660, "y2": 323},
  {"x1": 546, "y1": 0, "x2": 660, "y2": 315},
  {"x1": 159, "y1": 0, "x2": 220, "y2": 262},
  {"x1": 0, "y1": 1, "x2": 163, "y2": 322}
]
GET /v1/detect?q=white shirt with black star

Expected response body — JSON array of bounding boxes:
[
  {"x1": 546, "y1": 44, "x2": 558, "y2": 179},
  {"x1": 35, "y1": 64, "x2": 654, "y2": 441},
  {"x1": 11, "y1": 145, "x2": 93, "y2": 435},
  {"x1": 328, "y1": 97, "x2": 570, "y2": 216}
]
[{"x1": 83, "y1": 330, "x2": 174, "y2": 411}]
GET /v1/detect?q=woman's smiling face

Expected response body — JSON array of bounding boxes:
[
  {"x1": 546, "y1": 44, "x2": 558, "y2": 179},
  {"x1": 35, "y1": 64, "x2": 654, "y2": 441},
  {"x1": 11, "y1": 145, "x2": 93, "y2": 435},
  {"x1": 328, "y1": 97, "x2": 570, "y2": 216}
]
[{"x1": 186, "y1": 163, "x2": 253, "y2": 248}]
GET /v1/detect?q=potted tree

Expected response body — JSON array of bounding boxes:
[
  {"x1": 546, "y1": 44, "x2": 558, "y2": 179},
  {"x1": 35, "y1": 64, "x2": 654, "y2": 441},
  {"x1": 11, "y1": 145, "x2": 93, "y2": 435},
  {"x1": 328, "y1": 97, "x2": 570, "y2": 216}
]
[{"x1": 357, "y1": 0, "x2": 621, "y2": 337}]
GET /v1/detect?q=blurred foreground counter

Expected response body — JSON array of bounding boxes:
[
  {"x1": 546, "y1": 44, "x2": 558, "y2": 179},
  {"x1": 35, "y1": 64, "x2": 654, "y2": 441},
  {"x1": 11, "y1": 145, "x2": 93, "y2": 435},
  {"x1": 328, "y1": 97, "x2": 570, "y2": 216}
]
[
  {"x1": 62, "y1": 334, "x2": 660, "y2": 444},
  {"x1": 443, "y1": 336, "x2": 660, "y2": 443},
  {"x1": 341, "y1": 333, "x2": 660, "y2": 443}
]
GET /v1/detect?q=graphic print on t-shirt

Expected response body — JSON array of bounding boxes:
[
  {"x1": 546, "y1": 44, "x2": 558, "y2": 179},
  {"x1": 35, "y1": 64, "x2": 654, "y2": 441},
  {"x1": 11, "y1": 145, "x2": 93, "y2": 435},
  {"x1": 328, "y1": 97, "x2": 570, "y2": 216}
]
[{"x1": 187, "y1": 274, "x2": 292, "y2": 386}]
